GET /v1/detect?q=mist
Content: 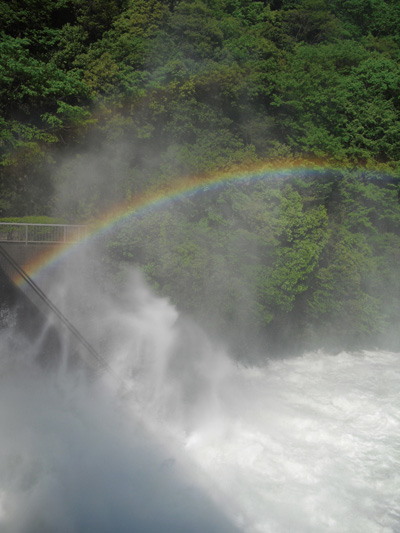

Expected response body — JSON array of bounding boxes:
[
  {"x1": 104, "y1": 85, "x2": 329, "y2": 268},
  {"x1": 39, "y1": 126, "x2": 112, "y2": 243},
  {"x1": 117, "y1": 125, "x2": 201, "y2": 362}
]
[
  {"x1": 1, "y1": 2, "x2": 399, "y2": 530},
  {"x1": 0, "y1": 258, "x2": 241, "y2": 533},
  {"x1": 0, "y1": 250, "x2": 399, "y2": 532}
]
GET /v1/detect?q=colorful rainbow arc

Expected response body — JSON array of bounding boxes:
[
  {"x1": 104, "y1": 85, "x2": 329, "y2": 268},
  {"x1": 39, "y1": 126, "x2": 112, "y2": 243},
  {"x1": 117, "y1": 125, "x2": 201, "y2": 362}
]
[{"x1": 14, "y1": 159, "x2": 348, "y2": 285}]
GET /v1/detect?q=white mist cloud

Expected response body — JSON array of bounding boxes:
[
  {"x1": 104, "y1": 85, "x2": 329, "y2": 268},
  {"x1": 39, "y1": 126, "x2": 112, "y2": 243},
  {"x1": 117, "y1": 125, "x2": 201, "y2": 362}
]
[
  {"x1": 2, "y1": 251, "x2": 400, "y2": 533},
  {"x1": 0, "y1": 332, "x2": 239, "y2": 533},
  {"x1": 0, "y1": 256, "x2": 240, "y2": 533}
]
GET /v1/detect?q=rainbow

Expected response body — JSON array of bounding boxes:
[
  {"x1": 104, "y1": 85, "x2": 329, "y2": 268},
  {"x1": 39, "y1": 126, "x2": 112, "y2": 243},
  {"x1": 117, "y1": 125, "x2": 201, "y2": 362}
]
[{"x1": 14, "y1": 159, "x2": 350, "y2": 285}]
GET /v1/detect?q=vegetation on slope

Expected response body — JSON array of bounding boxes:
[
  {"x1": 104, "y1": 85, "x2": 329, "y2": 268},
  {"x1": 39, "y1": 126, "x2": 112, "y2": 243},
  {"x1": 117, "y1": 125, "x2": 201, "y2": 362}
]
[
  {"x1": 106, "y1": 169, "x2": 400, "y2": 356},
  {"x1": 0, "y1": 0, "x2": 399, "y2": 354}
]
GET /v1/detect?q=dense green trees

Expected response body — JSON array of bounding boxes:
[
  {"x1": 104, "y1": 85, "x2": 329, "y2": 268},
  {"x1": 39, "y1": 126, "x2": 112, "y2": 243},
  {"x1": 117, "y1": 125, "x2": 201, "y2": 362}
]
[
  {"x1": 2, "y1": 0, "x2": 399, "y2": 218},
  {"x1": 0, "y1": 0, "x2": 91, "y2": 213},
  {"x1": 104, "y1": 170, "x2": 400, "y2": 356},
  {"x1": 271, "y1": 42, "x2": 400, "y2": 163},
  {"x1": 0, "y1": 0, "x2": 399, "y2": 355}
]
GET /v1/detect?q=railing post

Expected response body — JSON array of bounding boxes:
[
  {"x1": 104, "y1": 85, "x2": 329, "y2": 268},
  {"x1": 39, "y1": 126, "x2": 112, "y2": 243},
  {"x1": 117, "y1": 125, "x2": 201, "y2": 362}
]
[{"x1": 0, "y1": 222, "x2": 87, "y2": 245}]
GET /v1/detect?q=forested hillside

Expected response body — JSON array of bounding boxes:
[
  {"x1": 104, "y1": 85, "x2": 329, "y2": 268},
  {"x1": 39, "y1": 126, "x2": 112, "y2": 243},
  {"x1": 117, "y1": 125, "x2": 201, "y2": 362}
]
[{"x1": 1, "y1": 0, "x2": 399, "y2": 355}]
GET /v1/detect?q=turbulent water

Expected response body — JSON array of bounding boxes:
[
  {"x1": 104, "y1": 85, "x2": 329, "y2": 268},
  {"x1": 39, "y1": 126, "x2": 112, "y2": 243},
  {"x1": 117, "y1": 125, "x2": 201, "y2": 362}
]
[{"x1": 0, "y1": 262, "x2": 399, "y2": 533}]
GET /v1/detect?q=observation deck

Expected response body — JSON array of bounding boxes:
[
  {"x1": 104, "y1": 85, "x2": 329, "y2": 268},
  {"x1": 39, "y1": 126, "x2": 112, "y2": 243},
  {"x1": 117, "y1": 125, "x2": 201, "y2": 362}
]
[{"x1": 0, "y1": 222, "x2": 87, "y2": 271}]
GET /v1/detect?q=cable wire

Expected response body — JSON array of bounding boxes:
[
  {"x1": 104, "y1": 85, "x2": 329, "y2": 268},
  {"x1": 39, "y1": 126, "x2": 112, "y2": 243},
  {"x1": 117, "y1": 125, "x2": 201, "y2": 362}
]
[{"x1": 0, "y1": 244, "x2": 120, "y2": 381}]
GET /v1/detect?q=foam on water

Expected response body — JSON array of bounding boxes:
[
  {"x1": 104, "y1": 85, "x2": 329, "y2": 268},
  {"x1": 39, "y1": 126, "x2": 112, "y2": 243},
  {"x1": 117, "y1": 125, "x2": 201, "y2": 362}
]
[
  {"x1": 180, "y1": 350, "x2": 400, "y2": 532},
  {"x1": 0, "y1": 266, "x2": 399, "y2": 532}
]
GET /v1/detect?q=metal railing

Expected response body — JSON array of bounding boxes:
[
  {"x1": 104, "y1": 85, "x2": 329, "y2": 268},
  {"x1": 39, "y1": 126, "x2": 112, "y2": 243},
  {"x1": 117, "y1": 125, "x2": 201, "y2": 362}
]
[{"x1": 0, "y1": 223, "x2": 88, "y2": 244}]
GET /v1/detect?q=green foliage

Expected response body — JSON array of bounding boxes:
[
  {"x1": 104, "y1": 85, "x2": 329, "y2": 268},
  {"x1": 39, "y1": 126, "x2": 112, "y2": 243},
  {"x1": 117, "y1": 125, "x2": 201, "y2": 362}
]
[
  {"x1": 271, "y1": 41, "x2": 400, "y2": 163},
  {"x1": 74, "y1": 0, "x2": 125, "y2": 41},
  {"x1": 1, "y1": 0, "x2": 400, "y2": 355},
  {"x1": 328, "y1": 0, "x2": 400, "y2": 40},
  {"x1": 2, "y1": 0, "x2": 399, "y2": 215},
  {"x1": 0, "y1": 216, "x2": 66, "y2": 224},
  {"x1": 282, "y1": 0, "x2": 346, "y2": 44},
  {"x1": 105, "y1": 171, "x2": 400, "y2": 356},
  {"x1": 260, "y1": 185, "x2": 329, "y2": 313}
]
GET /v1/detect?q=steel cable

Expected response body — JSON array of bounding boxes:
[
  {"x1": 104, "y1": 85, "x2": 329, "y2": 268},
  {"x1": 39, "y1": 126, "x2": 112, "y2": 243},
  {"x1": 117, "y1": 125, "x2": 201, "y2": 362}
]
[{"x1": 0, "y1": 244, "x2": 120, "y2": 381}]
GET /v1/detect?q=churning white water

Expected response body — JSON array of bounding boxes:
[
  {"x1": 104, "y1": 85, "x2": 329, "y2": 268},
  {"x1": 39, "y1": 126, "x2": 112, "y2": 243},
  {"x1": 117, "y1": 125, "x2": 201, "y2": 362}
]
[{"x1": 0, "y1": 266, "x2": 399, "y2": 532}]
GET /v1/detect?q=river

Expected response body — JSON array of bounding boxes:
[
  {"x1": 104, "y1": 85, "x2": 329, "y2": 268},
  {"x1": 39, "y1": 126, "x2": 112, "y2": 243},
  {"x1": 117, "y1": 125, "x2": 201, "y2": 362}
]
[{"x1": 0, "y1": 265, "x2": 399, "y2": 532}]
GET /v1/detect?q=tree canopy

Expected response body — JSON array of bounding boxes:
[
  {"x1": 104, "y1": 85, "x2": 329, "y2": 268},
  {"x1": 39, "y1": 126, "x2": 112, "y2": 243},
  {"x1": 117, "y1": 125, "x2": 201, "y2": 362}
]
[{"x1": 0, "y1": 0, "x2": 399, "y2": 356}]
